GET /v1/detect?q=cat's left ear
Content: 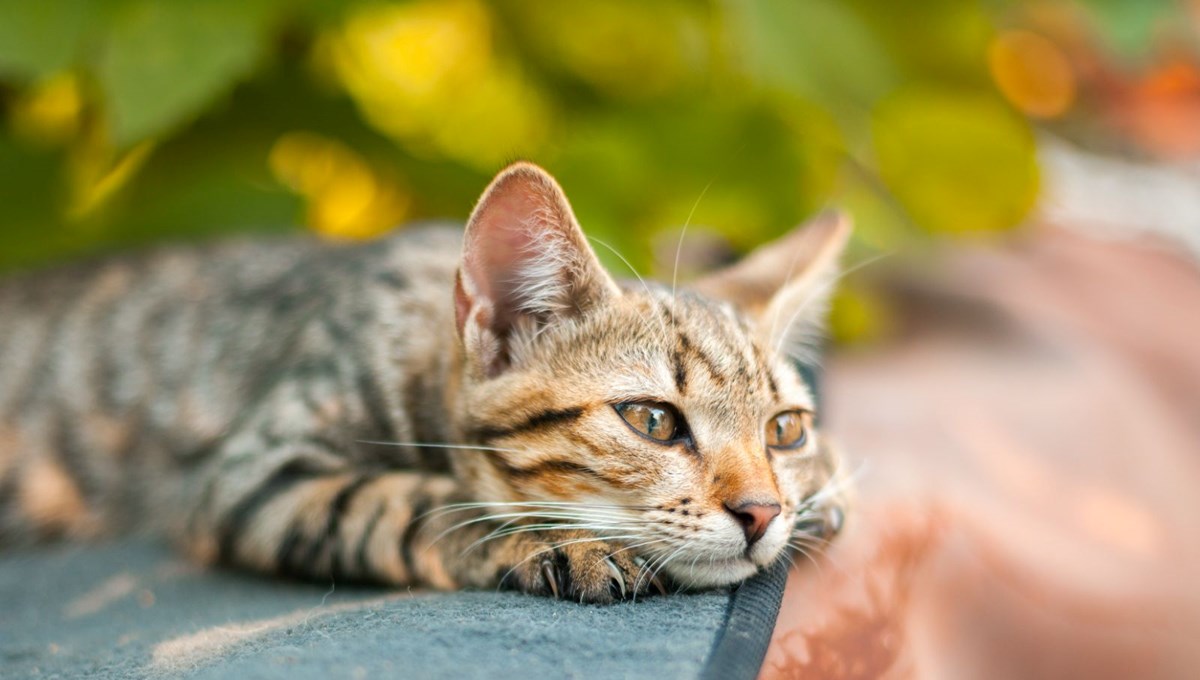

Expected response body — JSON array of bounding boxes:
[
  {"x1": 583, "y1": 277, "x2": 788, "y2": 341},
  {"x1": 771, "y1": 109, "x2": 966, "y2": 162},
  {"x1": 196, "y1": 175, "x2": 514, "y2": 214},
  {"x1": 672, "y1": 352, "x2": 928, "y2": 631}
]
[
  {"x1": 455, "y1": 162, "x2": 620, "y2": 377},
  {"x1": 693, "y1": 210, "x2": 852, "y2": 361}
]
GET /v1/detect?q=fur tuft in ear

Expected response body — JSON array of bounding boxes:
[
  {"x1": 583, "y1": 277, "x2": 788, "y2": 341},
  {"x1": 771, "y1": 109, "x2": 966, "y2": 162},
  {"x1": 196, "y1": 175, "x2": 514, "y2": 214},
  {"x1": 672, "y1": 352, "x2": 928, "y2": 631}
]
[
  {"x1": 693, "y1": 210, "x2": 852, "y2": 363},
  {"x1": 455, "y1": 162, "x2": 619, "y2": 377}
]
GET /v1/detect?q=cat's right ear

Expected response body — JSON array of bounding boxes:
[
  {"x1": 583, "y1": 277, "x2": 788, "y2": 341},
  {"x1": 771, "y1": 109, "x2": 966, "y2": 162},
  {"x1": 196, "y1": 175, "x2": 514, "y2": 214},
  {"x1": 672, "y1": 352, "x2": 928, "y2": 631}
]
[
  {"x1": 455, "y1": 162, "x2": 620, "y2": 377},
  {"x1": 692, "y1": 210, "x2": 852, "y2": 364}
]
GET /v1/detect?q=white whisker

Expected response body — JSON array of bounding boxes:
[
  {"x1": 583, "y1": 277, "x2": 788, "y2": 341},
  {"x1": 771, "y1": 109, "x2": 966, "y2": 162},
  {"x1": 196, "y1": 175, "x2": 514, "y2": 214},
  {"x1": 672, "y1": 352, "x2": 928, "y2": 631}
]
[
  {"x1": 355, "y1": 440, "x2": 524, "y2": 454},
  {"x1": 587, "y1": 236, "x2": 671, "y2": 339},
  {"x1": 670, "y1": 178, "x2": 715, "y2": 312},
  {"x1": 772, "y1": 251, "x2": 892, "y2": 359}
]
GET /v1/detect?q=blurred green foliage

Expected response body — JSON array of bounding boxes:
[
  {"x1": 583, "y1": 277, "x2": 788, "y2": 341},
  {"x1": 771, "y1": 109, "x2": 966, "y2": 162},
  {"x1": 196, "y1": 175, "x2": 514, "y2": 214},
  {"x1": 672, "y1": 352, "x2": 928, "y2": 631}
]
[{"x1": 6, "y1": 0, "x2": 1146, "y2": 325}]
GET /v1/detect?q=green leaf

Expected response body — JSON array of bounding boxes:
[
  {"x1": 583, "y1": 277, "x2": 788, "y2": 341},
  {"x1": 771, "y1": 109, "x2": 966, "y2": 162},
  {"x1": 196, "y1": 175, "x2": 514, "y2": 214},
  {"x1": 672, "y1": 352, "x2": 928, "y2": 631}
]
[
  {"x1": 0, "y1": 0, "x2": 95, "y2": 79},
  {"x1": 1084, "y1": 0, "x2": 1181, "y2": 64},
  {"x1": 95, "y1": 0, "x2": 278, "y2": 146},
  {"x1": 872, "y1": 88, "x2": 1038, "y2": 235},
  {"x1": 724, "y1": 0, "x2": 896, "y2": 106}
]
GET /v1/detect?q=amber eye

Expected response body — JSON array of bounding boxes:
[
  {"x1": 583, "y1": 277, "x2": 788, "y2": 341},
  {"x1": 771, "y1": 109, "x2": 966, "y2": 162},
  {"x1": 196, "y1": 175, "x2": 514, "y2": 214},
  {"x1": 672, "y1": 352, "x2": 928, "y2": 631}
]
[
  {"x1": 615, "y1": 402, "x2": 680, "y2": 442},
  {"x1": 766, "y1": 411, "x2": 809, "y2": 449}
]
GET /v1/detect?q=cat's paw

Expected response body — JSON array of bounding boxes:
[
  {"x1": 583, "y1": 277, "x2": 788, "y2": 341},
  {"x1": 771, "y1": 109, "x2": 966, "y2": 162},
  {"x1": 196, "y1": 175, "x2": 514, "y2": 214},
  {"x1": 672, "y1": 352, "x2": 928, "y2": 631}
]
[
  {"x1": 796, "y1": 500, "x2": 845, "y2": 540},
  {"x1": 498, "y1": 530, "x2": 667, "y2": 604},
  {"x1": 796, "y1": 440, "x2": 852, "y2": 541}
]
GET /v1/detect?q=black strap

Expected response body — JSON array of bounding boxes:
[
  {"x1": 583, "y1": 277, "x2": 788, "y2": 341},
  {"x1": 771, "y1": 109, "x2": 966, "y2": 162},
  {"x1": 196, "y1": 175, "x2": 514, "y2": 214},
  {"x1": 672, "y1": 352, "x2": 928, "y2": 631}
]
[
  {"x1": 699, "y1": 557, "x2": 790, "y2": 680},
  {"x1": 700, "y1": 357, "x2": 822, "y2": 678}
]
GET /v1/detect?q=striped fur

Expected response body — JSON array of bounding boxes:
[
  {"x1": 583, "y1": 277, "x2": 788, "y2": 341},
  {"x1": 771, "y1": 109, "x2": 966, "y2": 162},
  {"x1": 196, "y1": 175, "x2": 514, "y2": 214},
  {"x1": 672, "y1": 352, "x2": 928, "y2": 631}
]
[{"x1": 0, "y1": 163, "x2": 851, "y2": 603}]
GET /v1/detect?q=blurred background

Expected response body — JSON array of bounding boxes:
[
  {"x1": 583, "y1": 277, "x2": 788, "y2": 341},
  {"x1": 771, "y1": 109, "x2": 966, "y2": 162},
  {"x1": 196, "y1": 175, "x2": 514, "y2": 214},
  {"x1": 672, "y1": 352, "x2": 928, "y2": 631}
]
[
  {"x1": 3, "y1": 2, "x2": 1200, "y2": 677},
  {"x1": 2, "y1": 0, "x2": 1199, "y2": 344}
]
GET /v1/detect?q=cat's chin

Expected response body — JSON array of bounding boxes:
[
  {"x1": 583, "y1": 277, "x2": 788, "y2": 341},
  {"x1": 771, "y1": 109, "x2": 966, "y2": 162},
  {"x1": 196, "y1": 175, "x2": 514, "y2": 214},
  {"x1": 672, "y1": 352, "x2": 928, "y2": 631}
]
[{"x1": 665, "y1": 557, "x2": 762, "y2": 589}]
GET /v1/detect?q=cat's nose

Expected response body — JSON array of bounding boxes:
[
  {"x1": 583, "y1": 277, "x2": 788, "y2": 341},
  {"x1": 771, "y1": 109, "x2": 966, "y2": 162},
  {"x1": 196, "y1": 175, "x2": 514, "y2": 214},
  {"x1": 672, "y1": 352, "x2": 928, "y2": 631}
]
[{"x1": 725, "y1": 500, "x2": 781, "y2": 547}]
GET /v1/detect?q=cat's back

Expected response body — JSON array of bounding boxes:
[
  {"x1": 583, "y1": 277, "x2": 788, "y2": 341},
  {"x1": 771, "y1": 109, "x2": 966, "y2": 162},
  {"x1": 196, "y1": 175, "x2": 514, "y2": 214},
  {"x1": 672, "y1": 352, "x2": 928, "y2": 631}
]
[
  {"x1": 0, "y1": 224, "x2": 462, "y2": 413},
  {"x1": 0, "y1": 225, "x2": 462, "y2": 540}
]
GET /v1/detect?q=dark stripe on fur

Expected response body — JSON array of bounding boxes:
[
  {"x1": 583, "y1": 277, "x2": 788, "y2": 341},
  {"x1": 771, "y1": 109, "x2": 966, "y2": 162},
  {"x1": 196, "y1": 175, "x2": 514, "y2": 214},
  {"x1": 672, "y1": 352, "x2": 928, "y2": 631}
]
[
  {"x1": 658, "y1": 300, "x2": 728, "y2": 387},
  {"x1": 356, "y1": 368, "x2": 397, "y2": 442},
  {"x1": 0, "y1": 470, "x2": 18, "y2": 543},
  {"x1": 673, "y1": 348, "x2": 687, "y2": 393},
  {"x1": 472, "y1": 406, "x2": 585, "y2": 442},
  {"x1": 309, "y1": 474, "x2": 375, "y2": 578},
  {"x1": 51, "y1": 414, "x2": 98, "y2": 503},
  {"x1": 399, "y1": 492, "x2": 433, "y2": 580},
  {"x1": 216, "y1": 460, "x2": 328, "y2": 563},
  {"x1": 751, "y1": 343, "x2": 779, "y2": 399},
  {"x1": 679, "y1": 333, "x2": 727, "y2": 386},
  {"x1": 354, "y1": 499, "x2": 388, "y2": 577},
  {"x1": 492, "y1": 455, "x2": 623, "y2": 488}
]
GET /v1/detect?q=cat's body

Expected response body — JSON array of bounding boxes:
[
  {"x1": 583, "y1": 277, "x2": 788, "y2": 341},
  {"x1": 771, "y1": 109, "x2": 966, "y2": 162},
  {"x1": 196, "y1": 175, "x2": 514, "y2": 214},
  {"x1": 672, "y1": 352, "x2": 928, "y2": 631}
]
[
  {"x1": 0, "y1": 228, "x2": 463, "y2": 544},
  {"x1": 0, "y1": 164, "x2": 849, "y2": 603}
]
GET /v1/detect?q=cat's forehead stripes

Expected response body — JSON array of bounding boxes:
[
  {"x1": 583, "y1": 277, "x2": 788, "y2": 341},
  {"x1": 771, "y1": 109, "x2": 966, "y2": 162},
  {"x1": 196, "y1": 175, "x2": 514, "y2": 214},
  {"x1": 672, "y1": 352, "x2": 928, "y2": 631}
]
[{"x1": 632, "y1": 289, "x2": 788, "y2": 405}]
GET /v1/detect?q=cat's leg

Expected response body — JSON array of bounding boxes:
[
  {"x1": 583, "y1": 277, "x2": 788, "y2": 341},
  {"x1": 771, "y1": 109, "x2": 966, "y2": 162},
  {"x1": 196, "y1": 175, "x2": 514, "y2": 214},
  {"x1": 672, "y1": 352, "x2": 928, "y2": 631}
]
[
  {"x1": 434, "y1": 523, "x2": 663, "y2": 603},
  {"x1": 185, "y1": 436, "x2": 656, "y2": 600},
  {"x1": 189, "y1": 456, "x2": 657, "y2": 601},
  {"x1": 178, "y1": 369, "x2": 655, "y2": 600},
  {"x1": 793, "y1": 437, "x2": 850, "y2": 544},
  {"x1": 190, "y1": 463, "x2": 463, "y2": 587}
]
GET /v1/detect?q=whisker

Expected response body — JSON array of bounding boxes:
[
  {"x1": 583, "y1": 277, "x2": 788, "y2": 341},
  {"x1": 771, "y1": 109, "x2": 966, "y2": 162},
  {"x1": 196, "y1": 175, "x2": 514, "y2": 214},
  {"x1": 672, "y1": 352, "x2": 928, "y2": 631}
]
[
  {"x1": 631, "y1": 547, "x2": 669, "y2": 601},
  {"x1": 782, "y1": 551, "x2": 798, "y2": 573},
  {"x1": 587, "y1": 236, "x2": 670, "y2": 340},
  {"x1": 787, "y1": 542, "x2": 825, "y2": 577},
  {"x1": 429, "y1": 506, "x2": 657, "y2": 554},
  {"x1": 670, "y1": 178, "x2": 716, "y2": 315},
  {"x1": 604, "y1": 537, "x2": 672, "y2": 561},
  {"x1": 464, "y1": 528, "x2": 644, "y2": 560},
  {"x1": 464, "y1": 522, "x2": 629, "y2": 556},
  {"x1": 788, "y1": 526, "x2": 852, "y2": 572},
  {"x1": 651, "y1": 544, "x2": 690, "y2": 596},
  {"x1": 767, "y1": 214, "x2": 849, "y2": 348},
  {"x1": 355, "y1": 440, "x2": 524, "y2": 454},
  {"x1": 772, "y1": 251, "x2": 893, "y2": 359},
  {"x1": 419, "y1": 500, "x2": 652, "y2": 524},
  {"x1": 426, "y1": 500, "x2": 656, "y2": 513},
  {"x1": 801, "y1": 458, "x2": 868, "y2": 510}
]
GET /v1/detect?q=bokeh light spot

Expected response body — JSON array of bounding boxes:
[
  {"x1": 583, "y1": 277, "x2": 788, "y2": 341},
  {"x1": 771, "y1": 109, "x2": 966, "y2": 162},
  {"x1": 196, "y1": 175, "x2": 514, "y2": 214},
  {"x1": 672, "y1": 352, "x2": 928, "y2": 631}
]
[
  {"x1": 269, "y1": 131, "x2": 410, "y2": 240},
  {"x1": 10, "y1": 71, "x2": 83, "y2": 145},
  {"x1": 988, "y1": 30, "x2": 1076, "y2": 119},
  {"x1": 327, "y1": 0, "x2": 551, "y2": 168}
]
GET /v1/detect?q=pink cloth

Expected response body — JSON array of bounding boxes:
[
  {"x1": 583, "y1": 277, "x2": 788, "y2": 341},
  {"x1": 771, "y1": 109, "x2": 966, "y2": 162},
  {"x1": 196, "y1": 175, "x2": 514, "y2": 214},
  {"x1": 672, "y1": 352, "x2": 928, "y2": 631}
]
[{"x1": 763, "y1": 228, "x2": 1200, "y2": 679}]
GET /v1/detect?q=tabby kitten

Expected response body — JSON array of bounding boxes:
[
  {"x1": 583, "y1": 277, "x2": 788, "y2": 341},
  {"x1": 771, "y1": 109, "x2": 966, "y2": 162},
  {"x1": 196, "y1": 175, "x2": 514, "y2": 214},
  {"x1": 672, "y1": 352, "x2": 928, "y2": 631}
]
[{"x1": 0, "y1": 163, "x2": 850, "y2": 603}]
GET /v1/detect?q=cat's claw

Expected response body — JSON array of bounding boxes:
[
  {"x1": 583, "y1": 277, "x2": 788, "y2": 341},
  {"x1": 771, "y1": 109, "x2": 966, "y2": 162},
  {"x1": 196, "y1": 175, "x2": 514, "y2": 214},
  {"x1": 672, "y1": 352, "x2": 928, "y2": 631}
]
[
  {"x1": 499, "y1": 531, "x2": 662, "y2": 604},
  {"x1": 541, "y1": 560, "x2": 560, "y2": 599},
  {"x1": 605, "y1": 557, "x2": 626, "y2": 599}
]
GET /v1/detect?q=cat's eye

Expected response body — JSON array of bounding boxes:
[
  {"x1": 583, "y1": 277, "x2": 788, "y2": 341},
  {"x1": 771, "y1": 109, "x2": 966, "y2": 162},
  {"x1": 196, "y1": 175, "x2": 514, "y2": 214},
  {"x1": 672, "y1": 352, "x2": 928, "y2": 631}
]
[
  {"x1": 615, "y1": 402, "x2": 680, "y2": 443},
  {"x1": 766, "y1": 411, "x2": 809, "y2": 449}
]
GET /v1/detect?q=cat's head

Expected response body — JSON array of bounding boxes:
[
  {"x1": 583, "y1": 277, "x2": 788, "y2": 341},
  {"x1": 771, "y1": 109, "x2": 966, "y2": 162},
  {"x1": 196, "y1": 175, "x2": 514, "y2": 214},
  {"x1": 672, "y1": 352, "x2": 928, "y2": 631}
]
[{"x1": 451, "y1": 162, "x2": 850, "y2": 588}]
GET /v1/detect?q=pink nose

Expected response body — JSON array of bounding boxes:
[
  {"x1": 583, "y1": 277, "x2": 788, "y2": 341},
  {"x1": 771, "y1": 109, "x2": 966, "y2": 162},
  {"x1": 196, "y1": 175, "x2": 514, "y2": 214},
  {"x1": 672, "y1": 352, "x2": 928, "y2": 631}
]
[{"x1": 725, "y1": 501, "x2": 781, "y2": 547}]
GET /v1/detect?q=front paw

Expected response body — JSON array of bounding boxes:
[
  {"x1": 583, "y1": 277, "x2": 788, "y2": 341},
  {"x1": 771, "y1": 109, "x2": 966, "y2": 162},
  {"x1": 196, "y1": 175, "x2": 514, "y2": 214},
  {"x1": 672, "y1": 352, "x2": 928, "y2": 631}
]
[
  {"x1": 796, "y1": 501, "x2": 845, "y2": 540},
  {"x1": 497, "y1": 530, "x2": 666, "y2": 604}
]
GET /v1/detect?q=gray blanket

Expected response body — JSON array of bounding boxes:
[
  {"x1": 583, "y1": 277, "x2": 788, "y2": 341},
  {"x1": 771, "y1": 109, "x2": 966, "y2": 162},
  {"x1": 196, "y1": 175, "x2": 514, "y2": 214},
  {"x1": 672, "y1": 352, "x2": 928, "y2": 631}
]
[{"x1": 0, "y1": 538, "x2": 785, "y2": 679}]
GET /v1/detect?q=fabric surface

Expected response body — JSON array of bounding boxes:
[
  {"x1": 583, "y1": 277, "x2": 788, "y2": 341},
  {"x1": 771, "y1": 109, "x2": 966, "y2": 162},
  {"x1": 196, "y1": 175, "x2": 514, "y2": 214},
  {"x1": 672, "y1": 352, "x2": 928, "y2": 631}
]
[
  {"x1": 760, "y1": 227, "x2": 1200, "y2": 679},
  {"x1": 0, "y1": 534, "x2": 798, "y2": 679},
  {"x1": 0, "y1": 538, "x2": 739, "y2": 679}
]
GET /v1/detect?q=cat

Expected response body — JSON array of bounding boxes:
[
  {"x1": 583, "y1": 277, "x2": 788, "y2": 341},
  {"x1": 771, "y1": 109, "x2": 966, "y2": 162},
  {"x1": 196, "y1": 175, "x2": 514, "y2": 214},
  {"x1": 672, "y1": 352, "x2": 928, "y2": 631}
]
[{"x1": 0, "y1": 162, "x2": 850, "y2": 603}]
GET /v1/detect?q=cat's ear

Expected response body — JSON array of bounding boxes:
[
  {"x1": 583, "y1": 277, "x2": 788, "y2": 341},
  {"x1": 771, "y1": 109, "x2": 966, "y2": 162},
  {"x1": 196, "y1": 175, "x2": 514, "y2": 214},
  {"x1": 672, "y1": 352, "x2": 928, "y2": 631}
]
[
  {"x1": 455, "y1": 162, "x2": 620, "y2": 376},
  {"x1": 693, "y1": 210, "x2": 851, "y2": 362}
]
